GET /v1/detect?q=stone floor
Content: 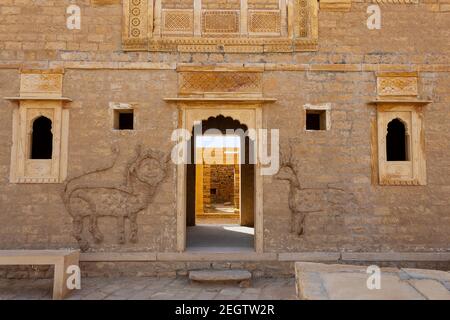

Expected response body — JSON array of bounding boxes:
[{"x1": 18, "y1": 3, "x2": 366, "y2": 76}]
[
  {"x1": 0, "y1": 276, "x2": 296, "y2": 300},
  {"x1": 296, "y1": 262, "x2": 450, "y2": 300},
  {"x1": 186, "y1": 225, "x2": 254, "y2": 252}
]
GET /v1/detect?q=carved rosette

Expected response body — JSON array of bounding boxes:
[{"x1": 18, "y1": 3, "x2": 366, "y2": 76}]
[{"x1": 123, "y1": 0, "x2": 152, "y2": 50}]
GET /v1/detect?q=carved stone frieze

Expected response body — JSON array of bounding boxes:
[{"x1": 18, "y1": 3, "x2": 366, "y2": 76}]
[
  {"x1": 123, "y1": 0, "x2": 319, "y2": 52},
  {"x1": 377, "y1": 73, "x2": 418, "y2": 97},
  {"x1": 178, "y1": 70, "x2": 262, "y2": 95}
]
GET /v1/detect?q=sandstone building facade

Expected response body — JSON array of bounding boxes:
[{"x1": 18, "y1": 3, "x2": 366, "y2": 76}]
[{"x1": 0, "y1": 0, "x2": 449, "y2": 276}]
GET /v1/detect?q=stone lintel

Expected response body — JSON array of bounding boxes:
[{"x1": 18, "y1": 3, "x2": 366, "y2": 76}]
[
  {"x1": 4, "y1": 96, "x2": 73, "y2": 103},
  {"x1": 369, "y1": 99, "x2": 432, "y2": 105}
]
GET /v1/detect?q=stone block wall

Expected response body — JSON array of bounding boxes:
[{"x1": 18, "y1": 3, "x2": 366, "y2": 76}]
[
  {"x1": 208, "y1": 165, "x2": 235, "y2": 204},
  {"x1": 0, "y1": 1, "x2": 449, "y2": 256}
]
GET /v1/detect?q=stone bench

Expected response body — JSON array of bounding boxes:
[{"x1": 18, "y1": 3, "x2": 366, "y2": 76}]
[{"x1": 0, "y1": 250, "x2": 80, "y2": 300}]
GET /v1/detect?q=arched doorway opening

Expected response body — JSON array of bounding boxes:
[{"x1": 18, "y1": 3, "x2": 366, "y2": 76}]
[{"x1": 186, "y1": 115, "x2": 255, "y2": 252}]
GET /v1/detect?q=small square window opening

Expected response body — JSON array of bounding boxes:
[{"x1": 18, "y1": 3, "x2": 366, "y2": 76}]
[
  {"x1": 306, "y1": 110, "x2": 326, "y2": 131},
  {"x1": 114, "y1": 109, "x2": 134, "y2": 130}
]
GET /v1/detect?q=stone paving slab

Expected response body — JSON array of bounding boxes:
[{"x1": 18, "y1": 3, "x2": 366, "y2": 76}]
[
  {"x1": 295, "y1": 262, "x2": 450, "y2": 300},
  {"x1": 0, "y1": 277, "x2": 296, "y2": 300}
]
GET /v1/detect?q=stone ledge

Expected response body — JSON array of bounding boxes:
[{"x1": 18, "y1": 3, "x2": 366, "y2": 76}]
[
  {"x1": 278, "y1": 252, "x2": 340, "y2": 262},
  {"x1": 78, "y1": 251, "x2": 450, "y2": 262},
  {"x1": 156, "y1": 252, "x2": 278, "y2": 262},
  {"x1": 1, "y1": 62, "x2": 450, "y2": 73},
  {"x1": 341, "y1": 252, "x2": 450, "y2": 262},
  {"x1": 81, "y1": 252, "x2": 157, "y2": 262}
]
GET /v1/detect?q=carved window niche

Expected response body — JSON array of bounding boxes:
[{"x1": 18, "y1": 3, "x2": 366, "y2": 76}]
[
  {"x1": 122, "y1": 0, "x2": 319, "y2": 53},
  {"x1": 5, "y1": 70, "x2": 71, "y2": 184},
  {"x1": 372, "y1": 73, "x2": 430, "y2": 186}
]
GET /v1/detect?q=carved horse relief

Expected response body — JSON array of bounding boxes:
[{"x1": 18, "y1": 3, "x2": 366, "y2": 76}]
[{"x1": 62, "y1": 146, "x2": 169, "y2": 251}]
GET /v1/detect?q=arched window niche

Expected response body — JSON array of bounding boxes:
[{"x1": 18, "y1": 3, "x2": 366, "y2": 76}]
[
  {"x1": 375, "y1": 104, "x2": 428, "y2": 186},
  {"x1": 386, "y1": 118, "x2": 410, "y2": 162},
  {"x1": 6, "y1": 70, "x2": 71, "y2": 183},
  {"x1": 30, "y1": 116, "x2": 53, "y2": 160}
]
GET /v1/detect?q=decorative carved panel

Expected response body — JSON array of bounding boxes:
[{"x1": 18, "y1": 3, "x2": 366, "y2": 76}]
[
  {"x1": 122, "y1": 0, "x2": 319, "y2": 52},
  {"x1": 162, "y1": 9, "x2": 194, "y2": 35},
  {"x1": 377, "y1": 73, "x2": 418, "y2": 97},
  {"x1": 123, "y1": 0, "x2": 151, "y2": 50},
  {"x1": 202, "y1": 10, "x2": 240, "y2": 35},
  {"x1": 248, "y1": 10, "x2": 281, "y2": 35},
  {"x1": 178, "y1": 71, "x2": 262, "y2": 95},
  {"x1": 20, "y1": 73, "x2": 63, "y2": 98}
]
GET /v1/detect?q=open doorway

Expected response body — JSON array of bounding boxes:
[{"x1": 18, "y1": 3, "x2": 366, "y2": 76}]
[{"x1": 186, "y1": 115, "x2": 255, "y2": 252}]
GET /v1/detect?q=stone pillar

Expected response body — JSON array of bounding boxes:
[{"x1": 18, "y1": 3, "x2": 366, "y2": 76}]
[
  {"x1": 202, "y1": 164, "x2": 211, "y2": 209},
  {"x1": 194, "y1": 0, "x2": 202, "y2": 36},
  {"x1": 195, "y1": 164, "x2": 204, "y2": 214},
  {"x1": 234, "y1": 164, "x2": 240, "y2": 209},
  {"x1": 241, "y1": 0, "x2": 248, "y2": 35}
]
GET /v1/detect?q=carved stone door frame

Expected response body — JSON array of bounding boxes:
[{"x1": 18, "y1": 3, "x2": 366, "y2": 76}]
[{"x1": 175, "y1": 103, "x2": 264, "y2": 253}]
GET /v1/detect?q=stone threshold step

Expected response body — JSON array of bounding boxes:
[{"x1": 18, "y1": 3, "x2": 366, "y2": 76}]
[{"x1": 189, "y1": 270, "x2": 252, "y2": 287}]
